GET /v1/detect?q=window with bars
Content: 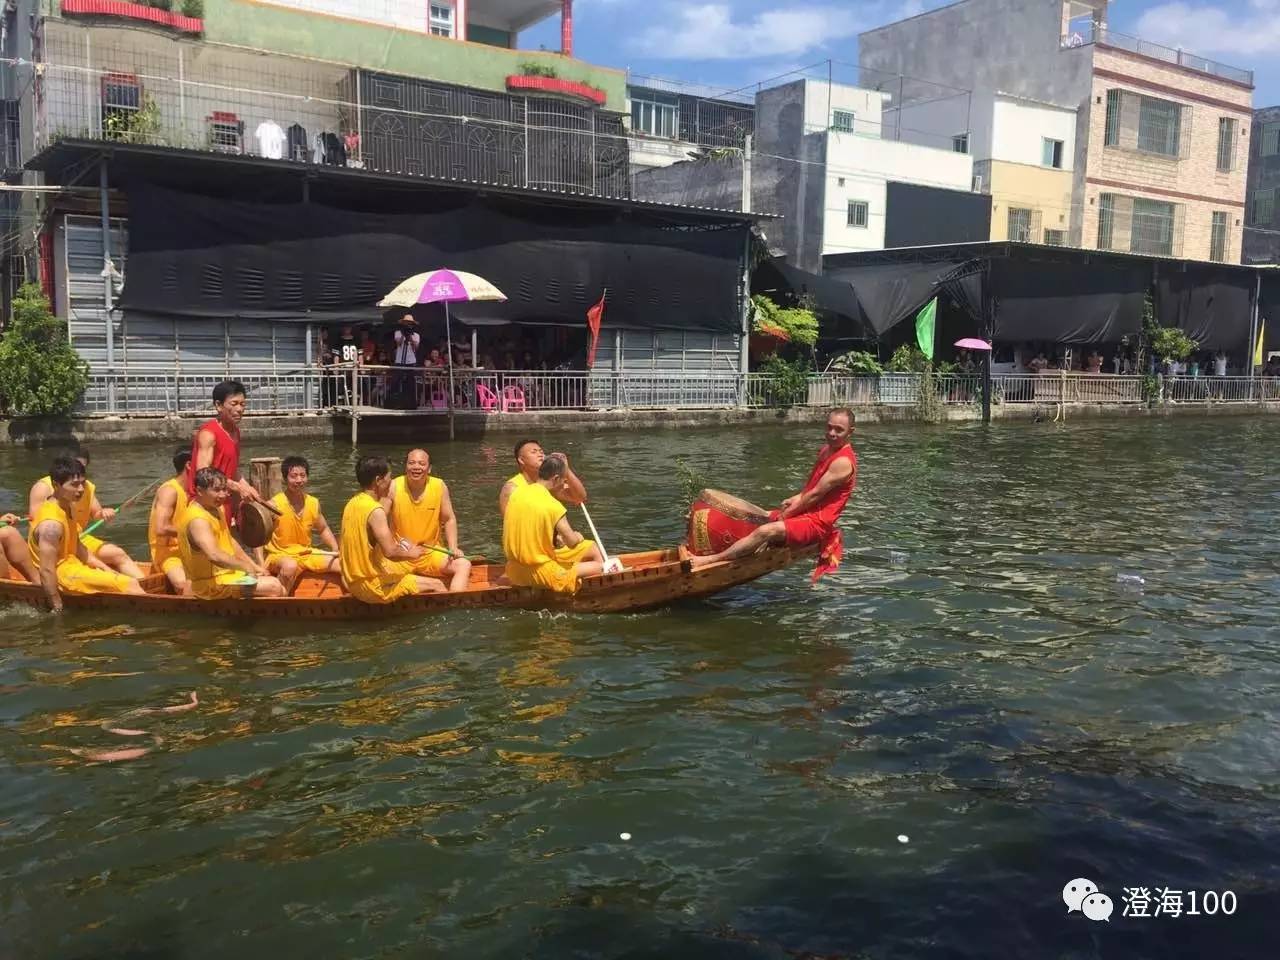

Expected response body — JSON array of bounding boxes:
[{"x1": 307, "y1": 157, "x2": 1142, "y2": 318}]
[
  {"x1": 1131, "y1": 197, "x2": 1177, "y2": 255},
  {"x1": 101, "y1": 72, "x2": 141, "y2": 141},
  {"x1": 1, "y1": 100, "x2": 18, "y2": 169},
  {"x1": 631, "y1": 98, "x2": 678, "y2": 138},
  {"x1": 1252, "y1": 188, "x2": 1275, "y2": 226},
  {"x1": 1098, "y1": 193, "x2": 1116, "y2": 249},
  {"x1": 1217, "y1": 118, "x2": 1236, "y2": 172},
  {"x1": 1209, "y1": 211, "x2": 1229, "y2": 262},
  {"x1": 1261, "y1": 122, "x2": 1280, "y2": 157},
  {"x1": 847, "y1": 200, "x2": 868, "y2": 228},
  {"x1": 429, "y1": 3, "x2": 454, "y2": 37},
  {"x1": 1007, "y1": 208, "x2": 1034, "y2": 242},
  {"x1": 1137, "y1": 97, "x2": 1181, "y2": 157},
  {"x1": 952, "y1": 133, "x2": 969, "y2": 154},
  {"x1": 1104, "y1": 89, "x2": 1121, "y2": 147},
  {"x1": 832, "y1": 110, "x2": 855, "y2": 133},
  {"x1": 1043, "y1": 229, "x2": 1066, "y2": 246}
]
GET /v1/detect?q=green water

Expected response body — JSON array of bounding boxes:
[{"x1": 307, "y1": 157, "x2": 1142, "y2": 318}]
[{"x1": 2, "y1": 418, "x2": 1279, "y2": 958}]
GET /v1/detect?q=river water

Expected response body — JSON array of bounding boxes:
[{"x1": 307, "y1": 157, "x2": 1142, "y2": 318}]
[{"x1": 2, "y1": 417, "x2": 1279, "y2": 958}]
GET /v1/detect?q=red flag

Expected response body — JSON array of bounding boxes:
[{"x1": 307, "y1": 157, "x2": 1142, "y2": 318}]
[{"x1": 586, "y1": 292, "x2": 605, "y2": 367}]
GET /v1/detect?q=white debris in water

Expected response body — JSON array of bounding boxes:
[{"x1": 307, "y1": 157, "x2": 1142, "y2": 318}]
[
  {"x1": 897, "y1": 834, "x2": 909, "y2": 844},
  {"x1": 889, "y1": 551, "x2": 908, "y2": 567},
  {"x1": 619, "y1": 832, "x2": 632, "y2": 841}
]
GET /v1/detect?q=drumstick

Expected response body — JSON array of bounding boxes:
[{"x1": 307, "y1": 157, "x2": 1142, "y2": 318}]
[{"x1": 581, "y1": 505, "x2": 623, "y2": 573}]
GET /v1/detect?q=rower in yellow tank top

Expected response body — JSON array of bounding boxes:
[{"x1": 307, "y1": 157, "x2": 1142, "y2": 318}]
[
  {"x1": 29, "y1": 448, "x2": 144, "y2": 581},
  {"x1": 178, "y1": 501, "x2": 251, "y2": 599},
  {"x1": 340, "y1": 456, "x2": 447, "y2": 604},
  {"x1": 502, "y1": 455, "x2": 602, "y2": 595},
  {"x1": 265, "y1": 457, "x2": 341, "y2": 575},
  {"x1": 180, "y1": 467, "x2": 286, "y2": 600},
  {"x1": 148, "y1": 448, "x2": 193, "y2": 595},
  {"x1": 27, "y1": 458, "x2": 140, "y2": 611},
  {"x1": 498, "y1": 439, "x2": 588, "y2": 518},
  {"x1": 383, "y1": 449, "x2": 472, "y2": 592}
]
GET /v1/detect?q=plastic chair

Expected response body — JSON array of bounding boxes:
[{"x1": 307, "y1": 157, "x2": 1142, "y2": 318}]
[
  {"x1": 430, "y1": 389, "x2": 448, "y2": 410},
  {"x1": 476, "y1": 382, "x2": 500, "y2": 412},
  {"x1": 501, "y1": 385, "x2": 527, "y2": 413}
]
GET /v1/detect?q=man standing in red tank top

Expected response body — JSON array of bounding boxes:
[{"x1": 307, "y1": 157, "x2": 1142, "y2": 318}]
[
  {"x1": 186, "y1": 380, "x2": 264, "y2": 525},
  {"x1": 689, "y1": 408, "x2": 857, "y2": 580}
]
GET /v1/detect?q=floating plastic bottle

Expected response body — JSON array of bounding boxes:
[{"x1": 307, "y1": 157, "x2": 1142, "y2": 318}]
[{"x1": 1116, "y1": 573, "x2": 1145, "y2": 589}]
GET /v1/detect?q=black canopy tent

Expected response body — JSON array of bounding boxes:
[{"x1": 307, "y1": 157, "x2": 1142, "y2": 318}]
[{"x1": 751, "y1": 256, "x2": 871, "y2": 340}]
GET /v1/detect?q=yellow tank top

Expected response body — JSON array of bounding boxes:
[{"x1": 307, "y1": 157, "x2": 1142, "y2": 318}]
[
  {"x1": 340, "y1": 491, "x2": 389, "y2": 585},
  {"x1": 503, "y1": 483, "x2": 565, "y2": 567},
  {"x1": 268, "y1": 492, "x2": 319, "y2": 553},
  {"x1": 177, "y1": 501, "x2": 235, "y2": 592},
  {"x1": 39, "y1": 475, "x2": 95, "y2": 529},
  {"x1": 148, "y1": 477, "x2": 189, "y2": 567},
  {"x1": 507, "y1": 472, "x2": 531, "y2": 489},
  {"x1": 389, "y1": 476, "x2": 444, "y2": 547},
  {"x1": 27, "y1": 500, "x2": 77, "y2": 564}
]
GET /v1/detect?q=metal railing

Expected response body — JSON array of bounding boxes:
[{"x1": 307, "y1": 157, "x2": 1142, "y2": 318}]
[
  {"x1": 70, "y1": 368, "x2": 1280, "y2": 417},
  {"x1": 1061, "y1": 24, "x2": 1253, "y2": 86}
]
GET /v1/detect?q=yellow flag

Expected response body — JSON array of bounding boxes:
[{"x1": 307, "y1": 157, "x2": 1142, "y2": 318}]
[{"x1": 1254, "y1": 320, "x2": 1266, "y2": 369}]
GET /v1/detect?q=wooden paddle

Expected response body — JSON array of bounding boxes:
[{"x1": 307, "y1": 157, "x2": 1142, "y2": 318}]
[{"x1": 82, "y1": 477, "x2": 165, "y2": 538}]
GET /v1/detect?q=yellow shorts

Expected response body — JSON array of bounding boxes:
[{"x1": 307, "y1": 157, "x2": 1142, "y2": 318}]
[
  {"x1": 345, "y1": 574, "x2": 419, "y2": 605},
  {"x1": 192, "y1": 569, "x2": 255, "y2": 600},
  {"x1": 505, "y1": 540, "x2": 595, "y2": 595},
  {"x1": 404, "y1": 549, "x2": 449, "y2": 576},
  {"x1": 57, "y1": 558, "x2": 135, "y2": 595},
  {"x1": 160, "y1": 555, "x2": 186, "y2": 576},
  {"x1": 267, "y1": 549, "x2": 335, "y2": 573},
  {"x1": 81, "y1": 534, "x2": 105, "y2": 556}
]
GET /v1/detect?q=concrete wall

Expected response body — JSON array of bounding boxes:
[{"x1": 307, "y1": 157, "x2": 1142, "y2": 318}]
[
  {"x1": 889, "y1": 93, "x2": 974, "y2": 153},
  {"x1": 986, "y1": 160, "x2": 1074, "y2": 240},
  {"x1": 751, "y1": 81, "x2": 827, "y2": 271},
  {"x1": 1244, "y1": 105, "x2": 1280, "y2": 264},
  {"x1": 800, "y1": 80, "x2": 887, "y2": 137},
  {"x1": 992, "y1": 94, "x2": 1077, "y2": 167},
  {"x1": 196, "y1": 0, "x2": 626, "y2": 110},
  {"x1": 630, "y1": 154, "x2": 744, "y2": 211}
]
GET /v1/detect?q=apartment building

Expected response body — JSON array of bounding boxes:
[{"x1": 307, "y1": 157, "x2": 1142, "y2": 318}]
[
  {"x1": 625, "y1": 75, "x2": 754, "y2": 171},
  {"x1": 1244, "y1": 106, "x2": 1280, "y2": 264},
  {"x1": 860, "y1": 0, "x2": 1254, "y2": 262}
]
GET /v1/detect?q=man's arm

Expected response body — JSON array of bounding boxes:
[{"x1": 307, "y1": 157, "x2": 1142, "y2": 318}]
[
  {"x1": 153, "y1": 486, "x2": 180, "y2": 539},
  {"x1": 498, "y1": 481, "x2": 516, "y2": 516},
  {"x1": 314, "y1": 510, "x2": 340, "y2": 553},
  {"x1": 439, "y1": 485, "x2": 460, "y2": 554},
  {"x1": 367, "y1": 506, "x2": 423, "y2": 561},
  {"x1": 228, "y1": 536, "x2": 268, "y2": 577},
  {"x1": 89, "y1": 490, "x2": 115, "y2": 522},
  {"x1": 780, "y1": 459, "x2": 854, "y2": 519},
  {"x1": 548, "y1": 454, "x2": 587, "y2": 505},
  {"x1": 193, "y1": 429, "x2": 216, "y2": 472},
  {"x1": 35, "y1": 522, "x2": 64, "y2": 612},
  {"x1": 553, "y1": 514, "x2": 583, "y2": 548},
  {"x1": 187, "y1": 516, "x2": 257, "y2": 576},
  {"x1": 27, "y1": 480, "x2": 52, "y2": 520}
]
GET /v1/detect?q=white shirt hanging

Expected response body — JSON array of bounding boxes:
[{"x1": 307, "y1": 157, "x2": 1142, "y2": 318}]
[{"x1": 254, "y1": 121, "x2": 286, "y2": 160}]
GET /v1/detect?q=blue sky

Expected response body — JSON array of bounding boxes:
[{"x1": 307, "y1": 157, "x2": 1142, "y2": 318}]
[{"x1": 522, "y1": 0, "x2": 1280, "y2": 106}]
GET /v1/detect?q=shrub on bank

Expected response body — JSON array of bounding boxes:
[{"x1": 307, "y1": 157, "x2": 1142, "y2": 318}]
[{"x1": 0, "y1": 283, "x2": 89, "y2": 417}]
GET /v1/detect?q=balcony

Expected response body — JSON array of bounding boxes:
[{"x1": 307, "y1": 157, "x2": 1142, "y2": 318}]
[
  {"x1": 1061, "y1": 24, "x2": 1254, "y2": 87},
  {"x1": 31, "y1": 20, "x2": 630, "y2": 198}
]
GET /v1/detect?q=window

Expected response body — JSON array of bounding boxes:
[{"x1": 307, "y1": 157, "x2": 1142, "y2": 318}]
[
  {"x1": 832, "y1": 110, "x2": 855, "y2": 133},
  {"x1": 1209, "y1": 211, "x2": 1229, "y2": 262},
  {"x1": 1217, "y1": 117, "x2": 1236, "y2": 172},
  {"x1": 429, "y1": 3, "x2": 454, "y2": 37},
  {"x1": 1131, "y1": 197, "x2": 1177, "y2": 255},
  {"x1": 952, "y1": 133, "x2": 969, "y2": 154},
  {"x1": 631, "y1": 97, "x2": 677, "y2": 139},
  {"x1": 1097, "y1": 193, "x2": 1116, "y2": 249},
  {"x1": 1, "y1": 100, "x2": 18, "y2": 168},
  {"x1": 1042, "y1": 137, "x2": 1063, "y2": 168},
  {"x1": 1136, "y1": 96, "x2": 1181, "y2": 157},
  {"x1": 1254, "y1": 188, "x2": 1276, "y2": 226},
  {"x1": 1007, "y1": 208, "x2": 1034, "y2": 242},
  {"x1": 101, "y1": 72, "x2": 141, "y2": 141},
  {"x1": 847, "y1": 200, "x2": 868, "y2": 228},
  {"x1": 207, "y1": 111, "x2": 244, "y2": 154},
  {"x1": 1043, "y1": 229, "x2": 1066, "y2": 246},
  {"x1": 1104, "y1": 89, "x2": 1121, "y2": 146},
  {"x1": 1263, "y1": 122, "x2": 1280, "y2": 157}
]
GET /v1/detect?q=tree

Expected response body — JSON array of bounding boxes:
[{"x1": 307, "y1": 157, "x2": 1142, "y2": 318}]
[{"x1": 0, "y1": 283, "x2": 89, "y2": 416}]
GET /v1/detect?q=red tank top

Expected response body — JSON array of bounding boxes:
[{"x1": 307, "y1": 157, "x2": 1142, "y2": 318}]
[
  {"x1": 185, "y1": 418, "x2": 241, "y2": 497},
  {"x1": 800, "y1": 442, "x2": 857, "y2": 528}
]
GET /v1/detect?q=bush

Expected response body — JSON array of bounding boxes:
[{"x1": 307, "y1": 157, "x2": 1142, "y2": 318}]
[
  {"x1": 756, "y1": 354, "x2": 812, "y2": 407},
  {"x1": 886, "y1": 343, "x2": 931, "y2": 373},
  {"x1": 751, "y1": 295, "x2": 818, "y2": 347},
  {"x1": 829, "y1": 349, "x2": 882, "y2": 375},
  {"x1": 1149, "y1": 326, "x2": 1197, "y2": 364},
  {"x1": 0, "y1": 283, "x2": 89, "y2": 416},
  {"x1": 141, "y1": 0, "x2": 173, "y2": 10},
  {"x1": 520, "y1": 61, "x2": 559, "y2": 78},
  {"x1": 181, "y1": 0, "x2": 205, "y2": 17}
]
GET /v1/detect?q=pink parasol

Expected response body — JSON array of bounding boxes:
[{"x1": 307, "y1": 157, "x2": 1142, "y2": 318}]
[{"x1": 954, "y1": 337, "x2": 992, "y2": 351}]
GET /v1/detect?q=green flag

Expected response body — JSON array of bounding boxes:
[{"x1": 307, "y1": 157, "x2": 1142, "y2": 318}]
[{"x1": 915, "y1": 297, "x2": 937, "y2": 360}]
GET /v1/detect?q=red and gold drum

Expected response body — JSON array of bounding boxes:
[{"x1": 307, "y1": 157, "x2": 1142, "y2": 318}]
[{"x1": 686, "y1": 488, "x2": 771, "y2": 555}]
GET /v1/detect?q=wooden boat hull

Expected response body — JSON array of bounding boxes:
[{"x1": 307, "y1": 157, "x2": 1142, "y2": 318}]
[{"x1": 0, "y1": 545, "x2": 818, "y2": 620}]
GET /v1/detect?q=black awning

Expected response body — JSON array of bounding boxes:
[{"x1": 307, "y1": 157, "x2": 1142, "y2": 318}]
[{"x1": 752, "y1": 258, "x2": 870, "y2": 338}]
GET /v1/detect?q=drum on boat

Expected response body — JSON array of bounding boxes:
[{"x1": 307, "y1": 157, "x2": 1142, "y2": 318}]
[
  {"x1": 238, "y1": 501, "x2": 276, "y2": 549},
  {"x1": 686, "y1": 488, "x2": 770, "y2": 556}
]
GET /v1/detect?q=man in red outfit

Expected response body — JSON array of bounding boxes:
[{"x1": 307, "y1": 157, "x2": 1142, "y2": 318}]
[
  {"x1": 186, "y1": 380, "x2": 263, "y2": 525},
  {"x1": 689, "y1": 408, "x2": 856, "y2": 580}
]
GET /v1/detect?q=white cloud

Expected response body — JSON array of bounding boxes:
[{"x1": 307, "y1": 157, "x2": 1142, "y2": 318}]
[
  {"x1": 1134, "y1": 2, "x2": 1280, "y2": 58},
  {"x1": 631, "y1": 2, "x2": 911, "y2": 60}
]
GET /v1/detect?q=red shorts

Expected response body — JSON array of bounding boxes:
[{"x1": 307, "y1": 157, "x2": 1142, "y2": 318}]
[{"x1": 770, "y1": 510, "x2": 831, "y2": 547}]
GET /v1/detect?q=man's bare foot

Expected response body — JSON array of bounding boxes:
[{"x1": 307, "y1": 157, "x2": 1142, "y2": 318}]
[{"x1": 687, "y1": 553, "x2": 721, "y2": 569}]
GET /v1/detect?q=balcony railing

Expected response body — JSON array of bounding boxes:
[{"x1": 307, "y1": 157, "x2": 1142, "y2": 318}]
[{"x1": 1061, "y1": 24, "x2": 1253, "y2": 87}]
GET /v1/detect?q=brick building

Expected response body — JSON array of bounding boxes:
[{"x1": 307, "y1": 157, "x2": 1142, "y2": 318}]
[{"x1": 859, "y1": 0, "x2": 1254, "y2": 263}]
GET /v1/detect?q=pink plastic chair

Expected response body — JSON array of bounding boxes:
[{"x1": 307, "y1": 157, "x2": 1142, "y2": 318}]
[
  {"x1": 430, "y1": 389, "x2": 448, "y2": 410},
  {"x1": 502, "y1": 385, "x2": 527, "y2": 413},
  {"x1": 475, "y1": 382, "x2": 500, "y2": 412}
]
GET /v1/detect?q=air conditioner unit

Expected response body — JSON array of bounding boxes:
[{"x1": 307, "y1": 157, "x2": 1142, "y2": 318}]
[{"x1": 971, "y1": 174, "x2": 984, "y2": 193}]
